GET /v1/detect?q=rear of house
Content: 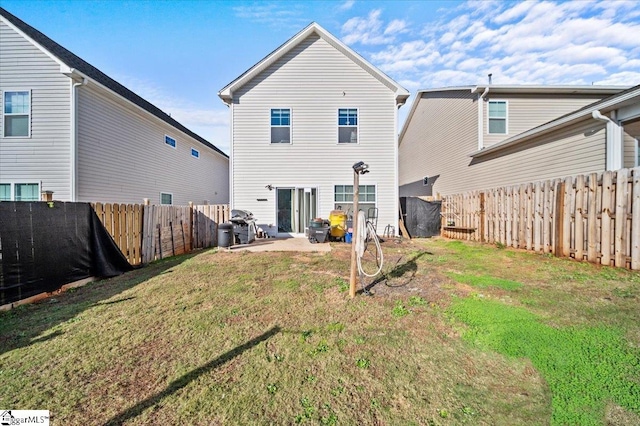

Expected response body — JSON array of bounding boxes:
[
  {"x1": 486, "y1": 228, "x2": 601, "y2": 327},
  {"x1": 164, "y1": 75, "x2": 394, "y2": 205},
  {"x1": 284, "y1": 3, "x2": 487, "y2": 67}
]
[
  {"x1": 399, "y1": 85, "x2": 630, "y2": 197},
  {"x1": 219, "y1": 23, "x2": 408, "y2": 236},
  {"x1": 0, "y1": 7, "x2": 228, "y2": 205}
]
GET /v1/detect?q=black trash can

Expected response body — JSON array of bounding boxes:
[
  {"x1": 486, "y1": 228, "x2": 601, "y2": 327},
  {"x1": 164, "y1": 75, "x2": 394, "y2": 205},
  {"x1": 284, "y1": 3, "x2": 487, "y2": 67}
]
[{"x1": 218, "y1": 222, "x2": 234, "y2": 248}]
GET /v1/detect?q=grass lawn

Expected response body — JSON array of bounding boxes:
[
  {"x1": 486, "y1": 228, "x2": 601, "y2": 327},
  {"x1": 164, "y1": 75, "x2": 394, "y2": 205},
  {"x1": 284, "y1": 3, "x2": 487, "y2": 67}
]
[{"x1": 1, "y1": 238, "x2": 639, "y2": 425}]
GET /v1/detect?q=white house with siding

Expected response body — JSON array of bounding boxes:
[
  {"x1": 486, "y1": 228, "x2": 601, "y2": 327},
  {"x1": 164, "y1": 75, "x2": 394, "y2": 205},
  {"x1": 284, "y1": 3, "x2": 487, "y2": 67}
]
[
  {"x1": 399, "y1": 85, "x2": 634, "y2": 197},
  {"x1": 0, "y1": 7, "x2": 228, "y2": 205},
  {"x1": 218, "y1": 22, "x2": 409, "y2": 237}
]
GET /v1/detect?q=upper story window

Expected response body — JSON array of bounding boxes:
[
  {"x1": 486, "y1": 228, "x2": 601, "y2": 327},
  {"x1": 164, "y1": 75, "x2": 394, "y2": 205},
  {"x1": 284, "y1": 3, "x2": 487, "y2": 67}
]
[
  {"x1": 191, "y1": 148, "x2": 200, "y2": 158},
  {"x1": 165, "y1": 135, "x2": 176, "y2": 148},
  {"x1": 3, "y1": 91, "x2": 31, "y2": 137},
  {"x1": 338, "y1": 108, "x2": 358, "y2": 143},
  {"x1": 488, "y1": 101, "x2": 507, "y2": 134},
  {"x1": 271, "y1": 108, "x2": 291, "y2": 143}
]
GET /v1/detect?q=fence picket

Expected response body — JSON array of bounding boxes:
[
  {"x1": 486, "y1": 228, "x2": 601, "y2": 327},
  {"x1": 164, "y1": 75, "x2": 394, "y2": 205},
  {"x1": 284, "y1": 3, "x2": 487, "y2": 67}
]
[
  {"x1": 441, "y1": 167, "x2": 636, "y2": 271},
  {"x1": 615, "y1": 169, "x2": 629, "y2": 268}
]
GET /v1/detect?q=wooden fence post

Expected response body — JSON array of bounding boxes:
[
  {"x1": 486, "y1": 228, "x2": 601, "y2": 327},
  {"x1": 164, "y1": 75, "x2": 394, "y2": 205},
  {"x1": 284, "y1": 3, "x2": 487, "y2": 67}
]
[
  {"x1": 479, "y1": 192, "x2": 485, "y2": 243},
  {"x1": 632, "y1": 168, "x2": 640, "y2": 270},
  {"x1": 189, "y1": 201, "x2": 194, "y2": 253},
  {"x1": 601, "y1": 171, "x2": 613, "y2": 266},
  {"x1": 587, "y1": 173, "x2": 598, "y2": 263},
  {"x1": 554, "y1": 180, "x2": 565, "y2": 257}
]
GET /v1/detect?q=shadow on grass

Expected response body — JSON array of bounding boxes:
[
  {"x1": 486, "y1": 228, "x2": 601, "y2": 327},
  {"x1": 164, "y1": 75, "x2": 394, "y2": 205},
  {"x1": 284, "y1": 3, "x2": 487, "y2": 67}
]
[
  {"x1": 362, "y1": 251, "x2": 432, "y2": 293},
  {"x1": 104, "y1": 326, "x2": 281, "y2": 425},
  {"x1": 0, "y1": 253, "x2": 197, "y2": 356}
]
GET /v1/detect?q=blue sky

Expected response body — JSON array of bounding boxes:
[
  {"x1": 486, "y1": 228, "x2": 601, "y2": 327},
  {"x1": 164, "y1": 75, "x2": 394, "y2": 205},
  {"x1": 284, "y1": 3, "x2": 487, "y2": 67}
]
[{"x1": 2, "y1": 0, "x2": 640, "y2": 154}]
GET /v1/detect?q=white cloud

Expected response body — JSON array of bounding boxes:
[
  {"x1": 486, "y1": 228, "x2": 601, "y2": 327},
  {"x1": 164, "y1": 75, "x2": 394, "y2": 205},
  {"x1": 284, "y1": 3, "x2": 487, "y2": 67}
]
[
  {"x1": 384, "y1": 19, "x2": 408, "y2": 35},
  {"x1": 595, "y1": 71, "x2": 640, "y2": 85},
  {"x1": 493, "y1": 1, "x2": 536, "y2": 24},
  {"x1": 339, "y1": 0, "x2": 355, "y2": 11},
  {"x1": 350, "y1": 1, "x2": 640, "y2": 90},
  {"x1": 233, "y1": 3, "x2": 307, "y2": 29},
  {"x1": 341, "y1": 9, "x2": 408, "y2": 45}
]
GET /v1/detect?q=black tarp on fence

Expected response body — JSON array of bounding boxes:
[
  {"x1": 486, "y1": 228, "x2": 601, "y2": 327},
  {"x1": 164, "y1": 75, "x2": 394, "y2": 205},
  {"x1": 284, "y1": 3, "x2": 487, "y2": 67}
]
[
  {"x1": 0, "y1": 202, "x2": 132, "y2": 306},
  {"x1": 401, "y1": 197, "x2": 442, "y2": 238}
]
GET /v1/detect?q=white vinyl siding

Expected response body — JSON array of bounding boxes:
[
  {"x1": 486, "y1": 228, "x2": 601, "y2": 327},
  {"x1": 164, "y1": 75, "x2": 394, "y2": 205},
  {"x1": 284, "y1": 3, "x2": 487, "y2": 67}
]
[
  {"x1": 270, "y1": 108, "x2": 291, "y2": 143},
  {"x1": 623, "y1": 131, "x2": 637, "y2": 169},
  {"x1": 231, "y1": 33, "x2": 398, "y2": 233},
  {"x1": 483, "y1": 94, "x2": 607, "y2": 148},
  {"x1": 399, "y1": 90, "x2": 611, "y2": 197},
  {"x1": 0, "y1": 20, "x2": 71, "y2": 200},
  {"x1": 487, "y1": 101, "x2": 507, "y2": 134},
  {"x1": 77, "y1": 84, "x2": 229, "y2": 205},
  {"x1": 3, "y1": 90, "x2": 31, "y2": 137}
]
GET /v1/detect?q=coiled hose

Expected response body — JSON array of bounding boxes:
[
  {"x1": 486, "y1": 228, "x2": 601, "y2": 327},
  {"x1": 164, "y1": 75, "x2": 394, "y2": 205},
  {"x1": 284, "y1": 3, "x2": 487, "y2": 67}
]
[{"x1": 355, "y1": 210, "x2": 384, "y2": 277}]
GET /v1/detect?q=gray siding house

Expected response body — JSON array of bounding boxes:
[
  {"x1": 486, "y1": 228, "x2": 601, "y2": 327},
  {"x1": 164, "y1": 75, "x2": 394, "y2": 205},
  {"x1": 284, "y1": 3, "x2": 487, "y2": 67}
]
[
  {"x1": 218, "y1": 23, "x2": 409, "y2": 236},
  {"x1": 0, "y1": 8, "x2": 229, "y2": 205},
  {"x1": 399, "y1": 85, "x2": 634, "y2": 197}
]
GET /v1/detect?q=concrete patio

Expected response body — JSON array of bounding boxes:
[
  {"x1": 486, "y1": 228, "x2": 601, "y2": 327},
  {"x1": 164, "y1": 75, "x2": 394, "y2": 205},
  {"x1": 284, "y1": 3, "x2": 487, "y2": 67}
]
[{"x1": 227, "y1": 237, "x2": 333, "y2": 253}]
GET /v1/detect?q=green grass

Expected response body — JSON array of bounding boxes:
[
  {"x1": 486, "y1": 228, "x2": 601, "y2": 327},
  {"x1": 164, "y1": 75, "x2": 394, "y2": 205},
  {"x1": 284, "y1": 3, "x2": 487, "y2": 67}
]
[
  {"x1": 446, "y1": 272, "x2": 523, "y2": 290},
  {"x1": 1, "y1": 239, "x2": 638, "y2": 425},
  {"x1": 448, "y1": 296, "x2": 640, "y2": 425}
]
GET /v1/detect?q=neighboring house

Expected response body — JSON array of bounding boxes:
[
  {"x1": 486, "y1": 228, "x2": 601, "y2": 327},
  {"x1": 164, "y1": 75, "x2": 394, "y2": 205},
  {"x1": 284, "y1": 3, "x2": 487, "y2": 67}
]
[
  {"x1": 0, "y1": 8, "x2": 229, "y2": 205},
  {"x1": 218, "y1": 22, "x2": 409, "y2": 236},
  {"x1": 399, "y1": 85, "x2": 636, "y2": 197}
]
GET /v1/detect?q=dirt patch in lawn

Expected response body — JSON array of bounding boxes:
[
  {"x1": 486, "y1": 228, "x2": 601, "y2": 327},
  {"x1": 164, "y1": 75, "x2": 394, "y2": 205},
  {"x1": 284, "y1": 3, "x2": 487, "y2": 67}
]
[{"x1": 328, "y1": 238, "x2": 466, "y2": 303}]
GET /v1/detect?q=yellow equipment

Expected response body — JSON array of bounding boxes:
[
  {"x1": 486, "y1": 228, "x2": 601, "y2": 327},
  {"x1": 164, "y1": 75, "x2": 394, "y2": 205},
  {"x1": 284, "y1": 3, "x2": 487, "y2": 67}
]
[{"x1": 329, "y1": 209, "x2": 347, "y2": 240}]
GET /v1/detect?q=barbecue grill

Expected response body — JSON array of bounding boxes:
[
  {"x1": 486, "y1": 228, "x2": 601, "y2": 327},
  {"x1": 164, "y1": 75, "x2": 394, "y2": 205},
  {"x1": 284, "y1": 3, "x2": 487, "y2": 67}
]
[{"x1": 229, "y1": 209, "x2": 256, "y2": 244}]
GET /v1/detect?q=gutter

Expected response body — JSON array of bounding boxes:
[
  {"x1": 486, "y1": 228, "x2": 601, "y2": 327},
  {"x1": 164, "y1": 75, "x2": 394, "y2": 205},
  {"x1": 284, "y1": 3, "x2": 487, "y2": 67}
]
[
  {"x1": 70, "y1": 70, "x2": 88, "y2": 201},
  {"x1": 592, "y1": 110, "x2": 622, "y2": 170},
  {"x1": 477, "y1": 86, "x2": 489, "y2": 150}
]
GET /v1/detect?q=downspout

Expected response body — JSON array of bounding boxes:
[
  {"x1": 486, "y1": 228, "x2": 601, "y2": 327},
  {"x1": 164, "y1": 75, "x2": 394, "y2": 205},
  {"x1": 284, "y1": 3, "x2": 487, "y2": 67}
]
[
  {"x1": 477, "y1": 86, "x2": 490, "y2": 150},
  {"x1": 592, "y1": 110, "x2": 622, "y2": 170},
  {"x1": 70, "y1": 74, "x2": 88, "y2": 201}
]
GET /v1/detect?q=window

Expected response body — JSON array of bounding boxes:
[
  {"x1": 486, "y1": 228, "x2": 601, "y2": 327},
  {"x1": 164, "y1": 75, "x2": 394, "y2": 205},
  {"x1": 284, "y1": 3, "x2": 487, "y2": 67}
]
[
  {"x1": 0, "y1": 183, "x2": 10, "y2": 201},
  {"x1": 334, "y1": 184, "x2": 375, "y2": 215},
  {"x1": 338, "y1": 108, "x2": 358, "y2": 143},
  {"x1": 165, "y1": 135, "x2": 176, "y2": 148},
  {"x1": 488, "y1": 101, "x2": 507, "y2": 134},
  {"x1": 3, "y1": 90, "x2": 30, "y2": 137},
  {"x1": 191, "y1": 148, "x2": 200, "y2": 158},
  {"x1": 0, "y1": 182, "x2": 40, "y2": 201},
  {"x1": 160, "y1": 192, "x2": 173, "y2": 205},
  {"x1": 271, "y1": 108, "x2": 291, "y2": 143}
]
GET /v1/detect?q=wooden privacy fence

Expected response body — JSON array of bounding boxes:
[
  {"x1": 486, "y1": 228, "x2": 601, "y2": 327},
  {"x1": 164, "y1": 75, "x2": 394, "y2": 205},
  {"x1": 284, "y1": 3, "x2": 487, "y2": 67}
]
[
  {"x1": 92, "y1": 203, "x2": 143, "y2": 265},
  {"x1": 193, "y1": 204, "x2": 230, "y2": 249},
  {"x1": 92, "y1": 202, "x2": 230, "y2": 266},
  {"x1": 442, "y1": 167, "x2": 639, "y2": 270}
]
